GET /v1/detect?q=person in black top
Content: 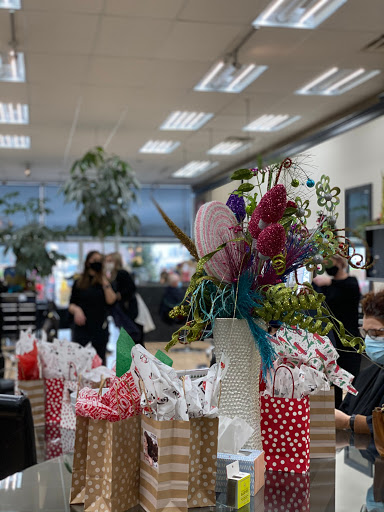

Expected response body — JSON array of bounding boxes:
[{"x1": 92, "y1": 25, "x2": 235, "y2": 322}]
[
  {"x1": 313, "y1": 254, "x2": 361, "y2": 407},
  {"x1": 336, "y1": 290, "x2": 384, "y2": 435},
  {"x1": 69, "y1": 250, "x2": 116, "y2": 363},
  {"x1": 105, "y1": 252, "x2": 144, "y2": 345}
]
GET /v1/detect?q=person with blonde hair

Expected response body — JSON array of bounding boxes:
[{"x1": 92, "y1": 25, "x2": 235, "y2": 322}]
[
  {"x1": 313, "y1": 254, "x2": 361, "y2": 407},
  {"x1": 105, "y1": 252, "x2": 143, "y2": 345}
]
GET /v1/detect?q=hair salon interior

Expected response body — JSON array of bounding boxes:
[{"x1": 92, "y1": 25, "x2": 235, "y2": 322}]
[{"x1": 0, "y1": 1, "x2": 384, "y2": 511}]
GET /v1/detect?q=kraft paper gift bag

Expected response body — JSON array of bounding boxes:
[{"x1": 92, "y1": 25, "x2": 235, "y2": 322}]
[
  {"x1": 70, "y1": 416, "x2": 89, "y2": 504},
  {"x1": 84, "y1": 415, "x2": 141, "y2": 512},
  {"x1": 140, "y1": 415, "x2": 219, "y2": 512},
  {"x1": 309, "y1": 388, "x2": 336, "y2": 458},
  {"x1": 17, "y1": 379, "x2": 45, "y2": 427},
  {"x1": 373, "y1": 406, "x2": 384, "y2": 457}
]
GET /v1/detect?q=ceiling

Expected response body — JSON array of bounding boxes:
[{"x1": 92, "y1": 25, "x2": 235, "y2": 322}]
[{"x1": 0, "y1": 0, "x2": 383, "y2": 188}]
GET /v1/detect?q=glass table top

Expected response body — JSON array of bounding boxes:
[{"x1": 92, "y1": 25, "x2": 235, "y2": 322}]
[{"x1": 0, "y1": 432, "x2": 382, "y2": 512}]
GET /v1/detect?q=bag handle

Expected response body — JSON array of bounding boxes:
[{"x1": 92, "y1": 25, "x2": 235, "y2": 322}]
[
  {"x1": 68, "y1": 361, "x2": 78, "y2": 381},
  {"x1": 273, "y1": 365, "x2": 295, "y2": 399}
]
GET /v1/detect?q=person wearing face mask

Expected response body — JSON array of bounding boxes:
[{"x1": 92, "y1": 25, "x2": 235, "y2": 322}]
[
  {"x1": 68, "y1": 250, "x2": 116, "y2": 363},
  {"x1": 313, "y1": 254, "x2": 361, "y2": 407},
  {"x1": 105, "y1": 252, "x2": 144, "y2": 345},
  {"x1": 335, "y1": 290, "x2": 384, "y2": 434}
]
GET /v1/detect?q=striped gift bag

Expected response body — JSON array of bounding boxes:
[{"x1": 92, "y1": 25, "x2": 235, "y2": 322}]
[
  {"x1": 140, "y1": 416, "x2": 218, "y2": 512},
  {"x1": 17, "y1": 379, "x2": 45, "y2": 427},
  {"x1": 309, "y1": 388, "x2": 335, "y2": 458}
]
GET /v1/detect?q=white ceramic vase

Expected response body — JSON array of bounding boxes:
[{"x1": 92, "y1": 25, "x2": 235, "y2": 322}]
[{"x1": 213, "y1": 318, "x2": 262, "y2": 450}]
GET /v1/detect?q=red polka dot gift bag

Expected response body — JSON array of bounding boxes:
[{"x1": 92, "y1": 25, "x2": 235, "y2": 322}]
[{"x1": 260, "y1": 365, "x2": 310, "y2": 474}]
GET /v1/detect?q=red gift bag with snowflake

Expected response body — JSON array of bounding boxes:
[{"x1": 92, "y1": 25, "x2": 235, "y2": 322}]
[{"x1": 260, "y1": 365, "x2": 310, "y2": 474}]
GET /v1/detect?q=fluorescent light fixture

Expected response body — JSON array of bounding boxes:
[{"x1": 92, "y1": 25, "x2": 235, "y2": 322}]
[
  {"x1": 195, "y1": 61, "x2": 268, "y2": 93},
  {"x1": 160, "y1": 111, "x2": 213, "y2": 131},
  {"x1": 0, "y1": 51, "x2": 25, "y2": 82},
  {"x1": 0, "y1": 103, "x2": 28, "y2": 124},
  {"x1": 0, "y1": 134, "x2": 30, "y2": 149},
  {"x1": 243, "y1": 114, "x2": 300, "y2": 132},
  {"x1": 0, "y1": 0, "x2": 21, "y2": 8},
  {"x1": 139, "y1": 140, "x2": 180, "y2": 154},
  {"x1": 296, "y1": 67, "x2": 381, "y2": 95},
  {"x1": 172, "y1": 160, "x2": 218, "y2": 178},
  {"x1": 208, "y1": 138, "x2": 252, "y2": 155},
  {"x1": 253, "y1": 0, "x2": 347, "y2": 29}
]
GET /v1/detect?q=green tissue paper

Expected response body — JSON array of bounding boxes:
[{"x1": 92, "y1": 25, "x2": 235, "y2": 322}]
[
  {"x1": 116, "y1": 328, "x2": 136, "y2": 377},
  {"x1": 155, "y1": 350, "x2": 173, "y2": 367}
]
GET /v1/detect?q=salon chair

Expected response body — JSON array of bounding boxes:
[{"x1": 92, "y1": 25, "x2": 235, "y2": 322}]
[{"x1": 0, "y1": 394, "x2": 36, "y2": 480}]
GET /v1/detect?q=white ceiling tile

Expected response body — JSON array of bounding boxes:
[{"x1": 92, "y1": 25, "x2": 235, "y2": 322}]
[
  {"x1": 27, "y1": 54, "x2": 88, "y2": 84},
  {"x1": 321, "y1": 0, "x2": 384, "y2": 32},
  {"x1": 94, "y1": 17, "x2": 173, "y2": 58},
  {"x1": 86, "y1": 57, "x2": 154, "y2": 87},
  {"x1": 155, "y1": 21, "x2": 246, "y2": 61},
  {"x1": 24, "y1": 0, "x2": 104, "y2": 13},
  {"x1": 24, "y1": 11, "x2": 100, "y2": 55},
  {"x1": 105, "y1": 0, "x2": 184, "y2": 19},
  {"x1": 178, "y1": 0, "x2": 264, "y2": 25}
]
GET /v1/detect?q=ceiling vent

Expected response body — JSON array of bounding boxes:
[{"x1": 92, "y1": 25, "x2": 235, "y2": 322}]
[{"x1": 363, "y1": 34, "x2": 384, "y2": 53}]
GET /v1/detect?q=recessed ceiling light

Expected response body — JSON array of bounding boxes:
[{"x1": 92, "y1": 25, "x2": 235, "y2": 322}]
[
  {"x1": 243, "y1": 114, "x2": 300, "y2": 132},
  {"x1": 0, "y1": 51, "x2": 25, "y2": 82},
  {"x1": 195, "y1": 61, "x2": 268, "y2": 93},
  {"x1": 253, "y1": 0, "x2": 347, "y2": 29},
  {"x1": 208, "y1": 138, "x2": 253, "y2": 155},
  {"x1": 0, "y1": 103, "x2": 28, "y2": 124},
  {"x1": 139, "y1": 140, "x2": 180, "y2": 154},
  {"x1": 160, "y1": 111, "x2": 213, "y2": 131},
  {"x1": 172, "y1": 161, "x2": 218, "y2": 178},
  {"x1": 296, "y1": 67, "x2": 381, "y2": 95},
  {"x1": 0, "y1": 0, "x2": 21, "y2": 9},
  {"x1": 0, "y1": 134, "x2": 30, "y2": 149}
]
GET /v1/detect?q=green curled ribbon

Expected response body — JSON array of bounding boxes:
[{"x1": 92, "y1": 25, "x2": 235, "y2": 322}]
[{"x1": 256, "y1": 283, "x2": 365, "y2": 352}]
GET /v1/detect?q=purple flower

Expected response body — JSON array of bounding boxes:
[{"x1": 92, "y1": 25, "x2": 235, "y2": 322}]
[{"x1": 226, "y1": 193, "x2": 246, "y2": 223}]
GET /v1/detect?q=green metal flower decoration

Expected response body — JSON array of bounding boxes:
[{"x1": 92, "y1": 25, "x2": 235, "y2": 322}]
[
  {"x1": 316, "y1": 174, "x2": 340, "y2": 212},
  {"x1": 295, "y1": 196, "x2": 311, "y2": 224}
]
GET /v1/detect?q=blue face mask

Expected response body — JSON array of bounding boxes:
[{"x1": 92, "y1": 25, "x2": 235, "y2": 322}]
[{"x1": 365, "y1": 335, "x2": 384, "y2": 364}]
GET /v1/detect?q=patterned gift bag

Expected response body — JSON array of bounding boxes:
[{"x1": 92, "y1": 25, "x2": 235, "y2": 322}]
[
  {"x1": 17, "y1": 379, "x2": 45, "y2": 427},
  {"x1": 140, "y1": 415, "x2": 218, "y2": 512},
  {"x1": 264, "y1": 471, "x2": 310, "y2": 512},
  {"x1": 60, "y1": 379, "x2": 77, "y2": 430},
  {"x1": 70, "y1": 416, "x2": 90, "y2": 504},
  {"x1": 261, "y1": 366, "x2": 310, "y2": 474},
  {"x1": 309, "y1": 388, "x2": 336, "y2": 458},
  {"x1": 84, "y1": 415, "x2": 141, "y2": 512},
  {"x1": 45, "y1": 377, "x2": 65, "y2": 424},
  {"x1": 45, "y1": 423, "x2": 63, "y2": 459}
]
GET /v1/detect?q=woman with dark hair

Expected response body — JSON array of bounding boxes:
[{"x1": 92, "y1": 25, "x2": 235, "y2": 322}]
[
  {"x1": 336, "y1": 290, "x2": 384, "y2": 434},
  {"x1": 313, "y1": 254, "x2": 361, "y2": 407},
  {"x1": 68, "y1": 250, "x2": 116, "y2": 362}
]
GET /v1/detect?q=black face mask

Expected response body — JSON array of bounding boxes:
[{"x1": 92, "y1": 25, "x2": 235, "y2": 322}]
[
  {"x1": 325, "y1": 265, "x2": 338, "y2": 276},
  {"x1": 89, "y1": 261, "x2": 102, "y2": 273}
]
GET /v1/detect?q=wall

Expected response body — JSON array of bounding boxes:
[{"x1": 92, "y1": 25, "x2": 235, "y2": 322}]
[{"x1": 206, "y1": 114, "x2": 384, "y2": 230}]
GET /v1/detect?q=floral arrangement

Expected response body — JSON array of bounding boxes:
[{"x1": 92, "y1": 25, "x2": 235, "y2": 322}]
[{"x1": 156, "y1": 157, "x2": 371, "y2": 375}]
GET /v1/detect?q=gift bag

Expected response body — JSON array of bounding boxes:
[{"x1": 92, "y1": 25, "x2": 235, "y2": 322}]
[
  {"x1": 264, "y1": 471, "x2": 310, "y2": 512},
  {"x1": 373, "y1": 406, "x2": 384, "y2": 457},
  {"x1": 60, "y1": 380, "x2": 77, "y2": 430},
  {"x1": 45, "y1": 377, "x2": 65, "y2": 424},
  {"x1": 261, "y1": 365, "x2": 310, "y2": 474},
  {"x1": 140, "y1": 415, "x2": 218, "y2": 512},
  {"x1": 70, "y1": 416, "x2": 90, "y2": 504},
  {"x1": 17, "y1": 379, "x2": 45, "y2": 427},
  {"x1": 84, "y1": 415, "x2": 141, "y2": 512},
  {"x1": 309, "y1": 388, "x2": 335, "y2": 458},
  {"x1": 45, "y1": 423, "x2": 63, "y2": 459}
]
